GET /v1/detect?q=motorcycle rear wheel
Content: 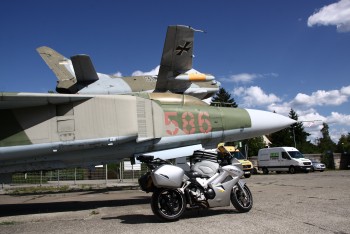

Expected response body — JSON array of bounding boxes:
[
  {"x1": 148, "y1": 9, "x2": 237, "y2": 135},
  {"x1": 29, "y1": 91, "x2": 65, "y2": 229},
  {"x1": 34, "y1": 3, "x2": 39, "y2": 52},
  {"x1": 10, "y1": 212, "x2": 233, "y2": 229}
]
[
  {"x1": 151, "y1": 188, "x2": 186, "y2": 221},
  {"x1": 231, "y1": 184, "x2": 253, "y2": 212}
]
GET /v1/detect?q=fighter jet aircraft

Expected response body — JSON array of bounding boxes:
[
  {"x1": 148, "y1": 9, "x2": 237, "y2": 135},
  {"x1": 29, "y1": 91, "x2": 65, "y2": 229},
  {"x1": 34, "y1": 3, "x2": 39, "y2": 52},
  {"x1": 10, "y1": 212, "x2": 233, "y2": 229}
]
[
  {"x1": 0, "y1": 92, "x2": 295, "y2": 183},
  {"x1": 37, "y1": 25, "x2": 219, "y2": 100}
]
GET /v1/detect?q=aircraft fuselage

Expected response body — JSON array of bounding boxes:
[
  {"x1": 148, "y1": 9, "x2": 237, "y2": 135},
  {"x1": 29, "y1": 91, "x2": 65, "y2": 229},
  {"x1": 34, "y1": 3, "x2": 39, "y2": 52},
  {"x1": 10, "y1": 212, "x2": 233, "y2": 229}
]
[{"x1": 0, "y1": 92, "x2": 295, "y2": 174}]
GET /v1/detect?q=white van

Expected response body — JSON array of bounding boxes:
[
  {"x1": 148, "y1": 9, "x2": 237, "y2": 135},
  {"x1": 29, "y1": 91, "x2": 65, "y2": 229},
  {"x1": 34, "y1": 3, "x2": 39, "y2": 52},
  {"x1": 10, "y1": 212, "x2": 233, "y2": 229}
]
[{"x1": 258, "y1": 147, "x2": 312, "y2": 174}]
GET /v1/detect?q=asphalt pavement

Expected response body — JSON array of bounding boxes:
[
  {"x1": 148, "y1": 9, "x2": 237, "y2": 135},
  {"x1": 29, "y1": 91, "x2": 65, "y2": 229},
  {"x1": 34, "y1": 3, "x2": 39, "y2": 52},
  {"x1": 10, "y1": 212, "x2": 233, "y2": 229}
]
[{"x1": 0, "y1": 170, "x2": 349, "y2": 234}]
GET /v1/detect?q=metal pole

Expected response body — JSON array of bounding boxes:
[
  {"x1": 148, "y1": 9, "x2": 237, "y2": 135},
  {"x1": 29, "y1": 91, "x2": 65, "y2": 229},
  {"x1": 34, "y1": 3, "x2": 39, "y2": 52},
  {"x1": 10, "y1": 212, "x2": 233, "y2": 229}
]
[
  {"x1": 121, "y1": 161, "x2": 124, "y2": 182},
  {"x1": 119, "y1": 162, "x2": 122, "y2": 182},
  {"x1": 74, "y1": 168, "x2": 76, "y2": 185},
  {"x1": 132, "y1": 164, "x2": 134, "y2": 182},
  {"x1": 57, "y1": 170, "x2": 60, "y2": 187},
  {"x1": 105, "y1": 164, "x2": 108, "y2": 185},
  {"x1": 293, "y1": 127, "x2": 296, "y2": 148}
]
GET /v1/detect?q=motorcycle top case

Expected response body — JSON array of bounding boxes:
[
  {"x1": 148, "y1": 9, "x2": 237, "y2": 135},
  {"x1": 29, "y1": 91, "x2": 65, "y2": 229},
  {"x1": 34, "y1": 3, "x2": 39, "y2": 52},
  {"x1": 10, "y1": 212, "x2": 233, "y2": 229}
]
[{"x1": 151, "y1": 165, "x2": 184, "y2": 188}]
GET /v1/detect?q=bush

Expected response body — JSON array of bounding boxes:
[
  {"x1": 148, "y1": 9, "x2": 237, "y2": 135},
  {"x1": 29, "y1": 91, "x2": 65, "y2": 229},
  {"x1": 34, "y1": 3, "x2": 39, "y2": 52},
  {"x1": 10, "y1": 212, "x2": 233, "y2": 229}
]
[{"x1": 321, "y1": 151, "x2": 335, "y2": 169}]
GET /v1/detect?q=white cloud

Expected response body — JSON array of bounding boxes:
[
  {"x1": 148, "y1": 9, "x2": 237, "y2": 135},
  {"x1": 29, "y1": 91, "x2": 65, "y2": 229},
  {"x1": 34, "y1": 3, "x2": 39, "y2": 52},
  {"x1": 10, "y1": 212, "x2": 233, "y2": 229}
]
[
  {"x1": 267, "y1": 102, "x2": 291, "y2": 116},
  {"x1": 237, "y1": 85, "x2": 350, "y2": 113},
  {"x1": 298, "y1": 110, "x2": 325, "y2": 133},
  {"x1": 228, "y1": 73, "x2": 258, "y2": 83},
  {"x1": 272, "y1": 109, "x2": 349, "y2": 144},
  {"x1": 112, "y1": 71, "x2": 122, "y2": 77},
  {"x1": 235, "y1": 86, "x2": 281, "y2": 107},
  {"x1": 328, "y1": 112, "x2": 350, "y2": 125},
  {"x1": 233, "y1": 87, "x2": 245, "y2": 96},
  {"x1": 284, "y1": 110, "x2": 350, "y2": 144},
  {"x1": 221, "y1": 73, "x2": 278, "y2": 84},
  {"x1": 298, "y1": 109, "x2": 326, "y2": 122},
  {"x1": 323, "y1": 114, "x2": 350, "y2": 143},
  {"x1": 233, "y1": 85, "x2": 350, "y2": 143},
  {"x1": 131, "y1": 65, "x2": 160, "y2": 76},
  {"x1": 307, "y1": 0, "x2": 350, "y2": 32},
  {"x1": 292, "y1": 87, "x2": 350, "y2": 107},
  {"x1": 341, "y1": 85, "x2": 350, "y2": 95}
]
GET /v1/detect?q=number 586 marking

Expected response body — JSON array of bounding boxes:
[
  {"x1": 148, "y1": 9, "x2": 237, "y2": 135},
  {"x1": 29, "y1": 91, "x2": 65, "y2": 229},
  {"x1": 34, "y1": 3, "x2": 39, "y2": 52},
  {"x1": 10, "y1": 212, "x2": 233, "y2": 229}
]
[{"x1": 165, "y1": 111, "x2": 212, "y2": 135}]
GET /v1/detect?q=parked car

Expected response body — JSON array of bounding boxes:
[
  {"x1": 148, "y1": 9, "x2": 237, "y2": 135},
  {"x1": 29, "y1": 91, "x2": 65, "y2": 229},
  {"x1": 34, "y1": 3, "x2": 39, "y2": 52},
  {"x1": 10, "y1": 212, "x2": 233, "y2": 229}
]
[
  {"x1": 310, "y1": 160, "x2": 326, "y2": 172},
  {"x1": 257, "y1": 147, "x2": 312, "y2": 174}
]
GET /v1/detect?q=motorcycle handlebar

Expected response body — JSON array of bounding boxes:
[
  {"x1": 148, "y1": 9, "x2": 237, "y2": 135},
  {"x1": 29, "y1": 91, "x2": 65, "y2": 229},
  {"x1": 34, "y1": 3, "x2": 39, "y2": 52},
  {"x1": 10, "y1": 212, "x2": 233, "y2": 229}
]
[
  {"x1": 136, "y1": 155, "x2": 154, "y2": 163},
  {"x1": 136, "y1": 155, "x2": 170, "y2": 170}
]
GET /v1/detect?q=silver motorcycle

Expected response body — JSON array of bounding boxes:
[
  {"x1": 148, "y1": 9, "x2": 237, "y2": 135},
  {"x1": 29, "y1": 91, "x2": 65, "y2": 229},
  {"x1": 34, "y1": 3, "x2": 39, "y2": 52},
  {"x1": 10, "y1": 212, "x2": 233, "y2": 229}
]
[{"x1": 137, "y1": 150, "x2": 253, "y2": 221}]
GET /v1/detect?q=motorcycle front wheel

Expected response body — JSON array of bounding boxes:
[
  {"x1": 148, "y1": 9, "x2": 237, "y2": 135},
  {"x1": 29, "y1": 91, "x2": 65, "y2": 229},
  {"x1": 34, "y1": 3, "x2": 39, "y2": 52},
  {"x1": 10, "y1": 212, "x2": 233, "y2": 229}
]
[
  {"x1": 151, "y1": 188, "x2": 186, "y2": 221},
  {"x1": 231, "y1": 184, "x2": 253, "y2": 212}
]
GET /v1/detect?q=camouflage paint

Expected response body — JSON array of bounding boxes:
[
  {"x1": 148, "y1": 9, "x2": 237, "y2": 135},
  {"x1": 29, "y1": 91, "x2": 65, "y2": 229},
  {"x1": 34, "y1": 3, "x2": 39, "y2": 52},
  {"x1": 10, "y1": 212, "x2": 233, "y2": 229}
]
[{"x1": 0, "y1": 110, "x2": 31, "y2": 146}]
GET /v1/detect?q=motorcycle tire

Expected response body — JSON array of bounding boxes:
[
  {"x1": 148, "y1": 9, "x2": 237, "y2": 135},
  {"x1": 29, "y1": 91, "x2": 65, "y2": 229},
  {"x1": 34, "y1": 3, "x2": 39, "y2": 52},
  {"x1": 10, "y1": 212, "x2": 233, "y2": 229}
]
[
  {"x1": 231, "y1": 184, "x2": 253, "y2": 213},
  {"x1": 151, "y1": 188, "x2": 186, "y2": 221}
]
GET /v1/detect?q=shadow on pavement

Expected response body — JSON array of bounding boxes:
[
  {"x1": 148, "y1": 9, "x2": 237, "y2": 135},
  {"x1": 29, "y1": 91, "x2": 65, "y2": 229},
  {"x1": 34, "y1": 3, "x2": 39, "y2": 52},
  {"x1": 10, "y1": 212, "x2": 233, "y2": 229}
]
[
  {"x1": 0, "y1": 196, "x2": 150, "y2": 217},
  {"x1": 103, "y1": 208, "x2": 241, "y2": 224}
]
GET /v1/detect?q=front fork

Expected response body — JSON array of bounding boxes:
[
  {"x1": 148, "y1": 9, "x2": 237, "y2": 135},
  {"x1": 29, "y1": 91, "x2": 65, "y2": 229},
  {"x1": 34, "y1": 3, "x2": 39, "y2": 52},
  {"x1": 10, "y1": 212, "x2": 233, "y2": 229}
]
[
  {"x1": 229, "y1": 164, "x2": 248, "y2": 197},
  {"x1": 236, "y1": 179, "x2": 248, "y2": 198}
]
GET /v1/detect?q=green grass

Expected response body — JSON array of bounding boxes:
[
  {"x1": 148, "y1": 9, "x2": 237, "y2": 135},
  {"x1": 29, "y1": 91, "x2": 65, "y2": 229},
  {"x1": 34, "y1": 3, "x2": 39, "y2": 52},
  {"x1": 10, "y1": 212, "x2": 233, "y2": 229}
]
[
  {"x1": 6, "y1": 185, "x2": 70, "y2": 195},
  {"x1": 0, "y1": 221, "x2": 17, "y2": 226},
  {"x1": 90, "y1": 210, "x2": 100, "y2": 215}
]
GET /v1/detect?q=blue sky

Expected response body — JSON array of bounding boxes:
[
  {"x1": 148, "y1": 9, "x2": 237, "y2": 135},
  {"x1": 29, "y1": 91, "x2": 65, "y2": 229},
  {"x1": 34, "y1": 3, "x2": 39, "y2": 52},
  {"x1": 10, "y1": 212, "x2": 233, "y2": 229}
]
[{"x1": 1, "y1": 0, "x2": 349, "y2": 143}]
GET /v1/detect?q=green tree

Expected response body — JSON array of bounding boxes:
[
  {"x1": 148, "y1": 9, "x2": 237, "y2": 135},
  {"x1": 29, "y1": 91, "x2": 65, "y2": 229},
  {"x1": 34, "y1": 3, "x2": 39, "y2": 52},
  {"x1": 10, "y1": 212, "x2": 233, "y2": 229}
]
[
  {"x1": 289, "y1": 109, "x2": 315, "y2": 153},
  {"x1": 210, "y1": 87, "x2": 238, "y2": 107},
  {"x1": 269, "y1": 127, "x2": 293, "y2": 147},
  {"x1": 242, "y1": 136, "x2": 266, "y2": 157},
  {"x1": 317, "y1": 123, "x2": 336, "y2": 153},
  {"x1": 289, "y1": 109, "x2": 309, "y2": 146},
  {"x1": 268, "y1": 110, "x2": 294, "y2": 147},
  {"x1": 336, "y1": 133, "x2": 350, "y2": 153},
  {"x1": 268, "y1": 109, "x2": 316, "y2": 153}
]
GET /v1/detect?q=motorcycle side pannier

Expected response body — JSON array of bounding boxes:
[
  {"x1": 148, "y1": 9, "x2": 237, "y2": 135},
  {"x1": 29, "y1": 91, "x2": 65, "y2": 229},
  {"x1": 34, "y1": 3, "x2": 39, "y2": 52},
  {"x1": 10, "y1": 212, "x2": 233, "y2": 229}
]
[
  {"x1": 138, "y1": 172, "x2": 155, "y2": 192},
  {"x1": 151, "y1": 165, "x2": 184, "y2": 188}
]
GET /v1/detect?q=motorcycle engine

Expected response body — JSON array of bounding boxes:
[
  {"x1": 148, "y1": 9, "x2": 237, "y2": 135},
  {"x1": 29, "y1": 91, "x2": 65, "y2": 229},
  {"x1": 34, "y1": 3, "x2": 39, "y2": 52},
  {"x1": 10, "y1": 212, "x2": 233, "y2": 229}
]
[
  {"x1": 204, "y1": 188, "x2": 215, "y2": 199},
  {"x1": 189, "y1": 184, "x2": 216, "y2": 201},
  {"x1": 190, "y1": 187, "x2": 205, "y2": 201}
]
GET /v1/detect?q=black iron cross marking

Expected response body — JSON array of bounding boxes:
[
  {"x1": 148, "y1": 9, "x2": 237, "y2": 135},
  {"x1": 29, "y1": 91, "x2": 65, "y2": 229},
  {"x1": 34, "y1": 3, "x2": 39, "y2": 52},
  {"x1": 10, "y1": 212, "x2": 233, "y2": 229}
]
[{"x1": 175, "y1": 42, "x2": 192, "y2": 55}]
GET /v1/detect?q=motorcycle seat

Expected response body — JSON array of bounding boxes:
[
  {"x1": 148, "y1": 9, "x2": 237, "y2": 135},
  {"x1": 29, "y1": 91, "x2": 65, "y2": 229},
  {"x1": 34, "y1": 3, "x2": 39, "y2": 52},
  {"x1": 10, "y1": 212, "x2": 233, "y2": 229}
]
[
  {"x1": 185, "y1": 171, "x2": 210, "y2": 179},
  {"x1": 191, "y1": 160, "x2": 219, "y2": 178}
]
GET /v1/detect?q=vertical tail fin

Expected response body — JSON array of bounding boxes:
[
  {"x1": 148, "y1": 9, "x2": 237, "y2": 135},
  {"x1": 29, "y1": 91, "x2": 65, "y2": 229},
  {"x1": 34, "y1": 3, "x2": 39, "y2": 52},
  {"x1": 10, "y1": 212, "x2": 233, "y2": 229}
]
[
  {"x1": 36, "y1": 46, "x2": 78, "y2": 93},
  {"x1": 155, "y1": 25, "x2": 195, "y2": 92},
  {"x1": 71, "y1": 55, "x2": 99, "y2": 83}
]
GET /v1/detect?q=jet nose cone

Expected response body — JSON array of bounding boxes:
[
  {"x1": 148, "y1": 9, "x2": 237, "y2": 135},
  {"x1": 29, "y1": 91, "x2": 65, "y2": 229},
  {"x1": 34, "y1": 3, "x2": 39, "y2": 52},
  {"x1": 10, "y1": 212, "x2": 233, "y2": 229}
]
[{"x1": 246, "y1": 109, "x2": 296, "y2": 136}]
